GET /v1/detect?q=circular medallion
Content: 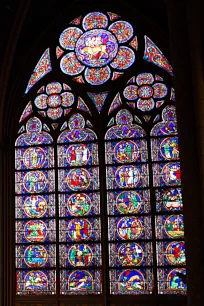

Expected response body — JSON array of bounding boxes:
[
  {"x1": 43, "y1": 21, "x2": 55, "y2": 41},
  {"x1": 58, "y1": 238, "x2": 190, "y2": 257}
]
[
  {"x1": 68, "y1": 219, "x2": 92, "y2": 241},
  {"x1": 114, "y1": 140, "x2": 138, "y2": 163},
  {"x1": 34, "y1": 94, "x2": 48, "y2": 110},
  {"x1": 61, "y1": 92, "x2": 74, "y2": 107},
  {"x1": 47, "y1": 94, "x2": 61, "y2": 107},
  {"x1": 68, "y1": 244, "x2": 93, "y2": 266},
  {"x1": 24, "y1": 195, "x2": 47, "y2": 218},
  {"x1": 82, "y1": 12, "x2": 108, "y2": 30},
  {"x1": 23, "y1": 147, "x2": 46, "y2": 169},
  {"x1": 110, "y1": 46, "x2": 135, "y2": 70},
  {"x1": 138, "y1": 85, "x2": 153, "y2": 99},
  {"x1": 137, "y1": 98, "x2": 155, "y2": 112},
  {"x1": 123, "y1": 85, "x2": 138, "y2": 100},
  {"x1": 68, "y1": 270, "x2": 93, "y2": 292},
  {"x1": 47, "y1": 107, "x2": 63, "y2": 120},
  {"x1": 66, "y1": 144, "x2": 90, "y2": 166},
  {"x1": 153, "y1": 83, "x2": 168, "y2": 99},
  {"x1": 67, "y1": 168, "x2": 90, "y2": 191},
  {"x1": 167, "y1": 268, "x2": 186, "y2": 291},
  {"x1": 46, "y1": 82, "x2": 62, "y2": 94},
  {"x1": 24, "y1": 220, "x2": 47, "y2": 242},
  {"x1": 162, "y1": 189, "x2": 183, "y2": 210},
  {"x1": 67, "y1": 193, "x2": 92, "y2": 216},
  {"x1": 116, "y1": 191, "x2": 142, "y2": 214},
  {"x1": 24, "y1": 245, "x2": 48, "y2": 268},
  {"x1": 164, "y1": 215, "x2": 184, "y2": 238},
  {"x1": 118, "y1": 243, "x2": 144, "y2": 266},
  {"x1": 136, "y1": 73, "x2": 154, "y2": 85},
  {"x1": 118, "y1": 269, "x2": 144, "y2": 291},
  {"x1": 108, "y1": 21, "x2": 133, "y2": 43},
  {"x1": 76, "y1": 29, "x2": 118, "y2": 67},
  {"x1": 160, "y1": 138, "x2": 179, "y2": 160},
  {"x1": 59, "y1": 27, "x2": 83, "y2": 50},
  {"x1": 23, "y1": 171, "x2": 47, "y2": 193},
  {"x1": 84, "y1": 66, "x2": 111, "y2": 85},
  {"x1": 24, "y1": 270, "x2": 48, "y2": 292},
  {"x1": 60, "y1": 52, "x2": 85, "y2": 76},
  {"x1": 117, "y1": 217, "x2": 143, "y2": 240},
  {"x1": 166, "y1": 241, "x2": 186, "y2": 265},
  {"x1": 115, "y1": 165, "x2": 140, "y2": 188},
  {"x1": 162, "y1": 163, "x2": 181, "y2": 185}
]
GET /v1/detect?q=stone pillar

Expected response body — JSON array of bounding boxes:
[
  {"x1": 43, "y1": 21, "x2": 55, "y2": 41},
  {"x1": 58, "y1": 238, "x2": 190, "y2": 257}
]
[{"x1": 166, "y1": 0, "x2": 204, "y2": 305}]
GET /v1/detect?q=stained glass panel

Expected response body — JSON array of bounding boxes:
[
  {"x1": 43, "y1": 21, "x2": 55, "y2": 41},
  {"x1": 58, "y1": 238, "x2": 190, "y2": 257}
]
[
  {"x1": 151, "y1": 137, "x2": 179, "y2": 161},
  {"x1": 155, "y1": 188, "x2": 183, "y2": 212},
  {"x1": 152, "y1": 162, "x2": 181, "y2": 187},
  {"x1": 155, "y1": 215, "x2": 184, "y2": 239},
  {"x1": 157, "y1": 268, "x2": 187, "y2": 294},
  {"x1": 156, "y1": 241, "x2": 186, "y2": 266}
]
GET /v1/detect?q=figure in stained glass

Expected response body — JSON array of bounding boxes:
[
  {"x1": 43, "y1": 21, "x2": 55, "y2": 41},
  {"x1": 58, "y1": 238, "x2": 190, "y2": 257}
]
[
  {"x1": 24, "y1": 245, "x2": 48, "y2": 268},
  {"x1": 117, "y1": 217, "x2": 143, "y2": 240},
  {"x1": 68, "y1": 244, "x2": 93, "y2": 266},
  {"x1": 116, "y1": 191, "x2": 141, "y2": 214},
  {"x1": 68, "y1": 270, "x2": 93, "y2": 292},
  {"x1": 24, "y1": 195, "x2": 47, "y2": 218},
  {"x1": 66, "y1": 144, "x2": 90, "y2": 166},
  {"x1": 162, "y1": 163, "x2": 181, "y2": 185},
  {"x1": 119, "y1": 269, "x2": 145, "y2": 291},
  {"x1": 24, "y1": 271, "x2": 48, "y2": 292},
  {"x1": 23, "y1": 147, "x2": 46, "y2": 169},
  {"x1": 66, "y1": 168, "x2": 90, "y2": 191},
  {"x1": 164, "y1": 215, "x2": 184, "y2": 238},
  {"x1": 166, "y1": 241, "x2": 186, "y2": 265},
  {"x1": 167, "y1": 268, "x2": 187, "y2": 291},
  {"x1": 67, "y1": 193, "x2": 92, "y2": 216},
  {"x1": 68, "y1": 219, "x2": 92, "y2": 241},
  {"x1": 24, "y1": 220, "x2": 47, "y2": 242},
  {"x1": 115, "y1": 165, "x2": 140, "y2": 188},
  {"x1": 156, "y1": 188, "x2": 183, "y2": 211},
  {"x1": 160, "y1": 138, "x2": 179, "y2": 160},
  {"x1": 118, "y1": 243, "x2": 144, "y2": 266},
  {"x1": 23, "y1": 171, "x2": 47, "y2": 193},
  {"x1": 114, "y1": 140, "x2": 138, "y2": 163}
]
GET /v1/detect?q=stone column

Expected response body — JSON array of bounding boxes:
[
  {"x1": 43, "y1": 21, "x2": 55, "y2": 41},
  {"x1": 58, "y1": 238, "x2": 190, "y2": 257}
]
[{"x1": 166, "y1": 0, "x2": 204, "y2": 305}]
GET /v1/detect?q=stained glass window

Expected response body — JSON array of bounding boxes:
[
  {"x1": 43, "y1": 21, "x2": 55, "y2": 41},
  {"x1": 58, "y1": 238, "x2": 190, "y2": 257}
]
[{"x1": 16, "y1": 9, "x2": 187, "y2": 303}]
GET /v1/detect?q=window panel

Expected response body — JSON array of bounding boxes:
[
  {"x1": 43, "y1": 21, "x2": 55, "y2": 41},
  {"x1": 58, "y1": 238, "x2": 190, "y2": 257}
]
[{"x1": 157, "y1": 268, "x2": 187, "y2": 294}]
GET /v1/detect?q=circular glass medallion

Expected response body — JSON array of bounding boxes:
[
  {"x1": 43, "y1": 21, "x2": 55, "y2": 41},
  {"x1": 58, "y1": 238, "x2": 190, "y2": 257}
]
[
  {"x1": 85, "y1": 66, "x2": 111, "y2": 85},
  {"x1": 108, "y1": 21, "x2": 133, "y2": 43},
  {"x1": 82, "y1": 12, "x2": 108, "y2": 30},
  {"x1": 66, "y1": 144, "x2": 90, "y2": 166},
  {"x1": 160, "y1": 137, "x2": 179, "y2": 160},
  {"x1": 59, "y1": 27, "x2": 83, "y2": 50},
  {"x1": 67, "y1": 193, "x2": 92, "y2": 216},
  {"x1": 138, "y1": 85, "x2": 153, "y2": 98},
  {"x1": 47, "y1": 94, "x2": 61, "y2": 107},
  {"x1": 68, "y1": 219, "x2": 92, "y2": 241},
  {"x1": 60, "y1": 52, "x2": 85, "y2": 76},
  {"x1": 115, "y1": 165, "x2": 140, "y2": 188},
  {"x1": 116, "y1": 191, "x2": 142, "y2": 214},
  {"x1": 123, "y1": 85, "x2": 138, "y2": 100},
  {"x1": 167, "y1": 268, "x2": 187, "y2": 291},
  {"x1": 68, "y1": 113, "x2": 85, "y2": 129},
  {"x1": 24, "y1": 245, "x2": 48, "y2": 268},
  {"x1": 162, "y1": 163, "x2": 181, "y2": 185},
  {"x1": 23, "y1": 147, "x2": 46, "y2": 169},
  {"x1": 114, "y1": 140, "x2": 138, "y2": 163},
  {"x1": 118, "y1": 269, "x2": 144, "y2": 291},
  {"x1": 162, "y1": 189, "x2": 183, "y2": 211},
  {"x1": 24, "y1": 220, "x2": 47, "y2": 242},
  {"x1": 46, "y1": 82, "x2": 62, "y2": 94},
  {"x1": 164, "y1": 215, "x2": 184, "y2": 238},
  {"x1": 47, "y1": 107, "x2": 63, "y2": 120},
  {"x1": 24, "y1": 271, "x2": 48, "y2": 292},
  {"x1": 166, "y1": 241, "x2": 186, "y2": 265},
  {"x1": 26, "y1": 117, "x2": 42, "y2": 133},
  {"x1": 110, "y1": 46, "x2": 135, "y2": 70},
  {"x1": 117, "y1": 217, "x2": 143, "y2": 240},
  {"x1": 76, "y1": 29, "x2": 118, "y2": 68},
  {"x1": 34, "y1": 94, "x2": 47, "y2": 110},
  {"x1": 116, "y1": 109, "x2": 133, "y2": 125},
  {"x1": 61, "y1": 92, "x2": 74, "y2": 107},
  {"x1": 68, "y1": 270, "x2": 93, "y2": 292},
  {"x1": 67, "y1": 168, "x2": 90, "y2": 191},
  {"x1": 23, "y1": 171, "x2": 47, "y2": 193},
  {"x1": 153, "y1": 83, "x2": 168, "y2": 99},
  {"x1": 136, "y1": 72, "x2": 154, "y2": 85},
  {"x1": 137, "y1": 98, "x2": 155, "y2": 112},
  {"x1": 118, "y1": 243, "x2": 144, "y2": 266},
  {"x1": 24, "y1": 195, "x2": 47, "y2": 218},
  {"x1": 68, "y1": 244, "x2": 93, "y2": 266}
]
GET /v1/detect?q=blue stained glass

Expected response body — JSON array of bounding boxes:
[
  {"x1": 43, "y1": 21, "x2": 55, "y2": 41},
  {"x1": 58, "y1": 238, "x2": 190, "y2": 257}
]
[
  {"x1": 108, "y1": 216, "x2": 152, "y2": 241},
  {"x1": 107, "y1": 190, "x2": 151, "y2": 215},
  {"x1": 105, "y1": 124, "x2": 146, "y2": 140},
  {"x1": 15, "y1": 170, "x2": 55, "y2": 194},
  {"x1": 59, "y1": 192, "x2": 100, "y2": 217},
  {"x1": 15, "y1": 194, "x2": 55, "y2": 218},
  {"x1": 156, "y1": 241, "x2": 186, "y2": 266},
  {"x1": 152, "y1": 162, "x2": 181, "y2": 187},
  {"x1": 110, "y1": 268, "x2": 153, "y2": 294},
  {"x1": 58, "y1": 128, "x2": 97, "y2": 143},
  {"x1": 155, "y1": 214, "x2": 184, "y2": 239},
  {"x1": 15, "y1": 219, "x2": 56, "y2": 243},
  {"x1": 109, "y1": 242, "x2": 153, "y2": 267},
  {"x1": 106, "y1": 165, "x2": 149, "y2": 190},
  {"x1": 15, "y1": 146, "x2": 54, "y2": 170},
  {"x1": 16, "y1": 269, "x2": 56, "y2": 295},
  {"x1": 59, "y1": 244, "x2": 102, "y2": 267},
  {"x1": 59, "y1": 218, "x2": 101, "y2": 242},
  {"x1": 105, "y1": 140, "x2": 148, "y2": 164},
  {"x1": 57, "y1": 143, "x2": 98, "y2": 167},
  {"x1": 60, "y1": 269, "x2": 102, "y2": 295},
  {"x1": 58, "y1": 168, "x2": 99, "y2": 192},
  {"x1": 151, "y1": 137, "x2": 179, "y2": 161},
  {"x1": 151, "y1": 106, "x2": 178, "y2": 136},
  {"x1": 157, "y1": 268, "x2": 187, "y2": 294},
  {"x1": 15, "y1": 131, "x2": 53, "y2": 147},
  {"x1": 155, "y1": 188, "x2": 183, "y2": 212},
  {"x1": 15, "y1": 244, "x2": 56, "y2": 268}
]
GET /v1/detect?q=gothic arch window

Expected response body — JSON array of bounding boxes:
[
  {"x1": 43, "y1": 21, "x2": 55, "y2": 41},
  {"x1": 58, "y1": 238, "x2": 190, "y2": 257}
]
[{"x1": 14, "y1": 9, "x2": 187, "y2": 304}]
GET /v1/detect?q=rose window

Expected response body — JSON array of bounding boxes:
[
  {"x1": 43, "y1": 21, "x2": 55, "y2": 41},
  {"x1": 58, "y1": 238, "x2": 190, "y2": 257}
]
[{"x1": 58, "y1": 12, "x2": 137, "y2": 85}]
